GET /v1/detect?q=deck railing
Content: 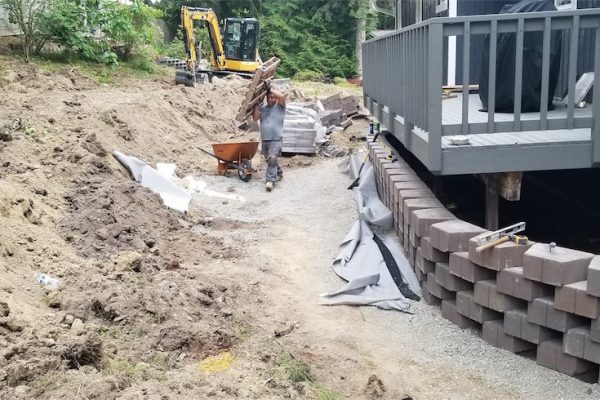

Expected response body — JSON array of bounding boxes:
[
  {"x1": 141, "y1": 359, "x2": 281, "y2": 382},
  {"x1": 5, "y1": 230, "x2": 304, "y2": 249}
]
[{"x1": 362, "y1": 9, "x2": 600, "y2": 172}]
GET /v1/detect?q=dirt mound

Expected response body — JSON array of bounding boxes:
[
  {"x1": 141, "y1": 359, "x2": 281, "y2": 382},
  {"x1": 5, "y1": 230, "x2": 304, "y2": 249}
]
[{"x1": 0, "y1": 55, "x2": 369, "y2": 399}]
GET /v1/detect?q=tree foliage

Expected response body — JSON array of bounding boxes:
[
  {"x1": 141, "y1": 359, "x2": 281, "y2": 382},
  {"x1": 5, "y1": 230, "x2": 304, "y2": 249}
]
[{"x1": 41, "y1": 0, "x2": 161, "y2": 65}]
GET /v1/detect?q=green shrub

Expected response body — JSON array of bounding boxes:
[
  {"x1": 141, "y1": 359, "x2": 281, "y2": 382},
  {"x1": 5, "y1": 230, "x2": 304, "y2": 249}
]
[
  {"x1": 333, "y1": 76, "x2": 345, "y2": 85},
  {"x1": 128, "y1": 46, "x2": 158, "y2": 73},
  {"x1": 293, "y1": 70, "x2": 321, "y2": 82},
  {"x1": 41, "y1": 0, "x2": 161, "y2": 66}
]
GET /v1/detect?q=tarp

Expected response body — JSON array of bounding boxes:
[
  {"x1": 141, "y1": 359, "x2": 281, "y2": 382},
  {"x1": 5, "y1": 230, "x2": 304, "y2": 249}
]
[
  {"x1": 113, "y1": 151, "x2": 192, "y2": 213},
  {"x1": 479, "y1": 0, "x2": 562, "y2": 113},
  {"x1": 322, "y1": 152, "x2": 421, "y2": 312}
]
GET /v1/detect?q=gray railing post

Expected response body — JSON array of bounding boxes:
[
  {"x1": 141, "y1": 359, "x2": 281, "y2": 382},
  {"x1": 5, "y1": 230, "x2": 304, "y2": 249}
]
[
  {"x1": 593, "y1": 27, "x2": 600, "y2": 164},
  {"x1": 428, "y1": 22, "x2": 443, "y2": 172}
]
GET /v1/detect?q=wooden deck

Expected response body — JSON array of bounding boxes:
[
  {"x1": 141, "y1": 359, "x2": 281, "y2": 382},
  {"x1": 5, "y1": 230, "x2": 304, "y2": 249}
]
[
  {"x1": 367, "y1": 95, "x2": 598, "y2": 175},
  {"x1": 441, "y1": 93, "x2": 593, "y2": 135}
]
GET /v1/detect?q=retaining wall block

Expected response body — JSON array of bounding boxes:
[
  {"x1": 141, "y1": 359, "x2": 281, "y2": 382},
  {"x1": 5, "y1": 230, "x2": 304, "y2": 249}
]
[
  {"x1": 537, "y1": 339, "x2": 594, "y2": 376},
  {"x1": 523, "y1": 243, "x2": 594, "y2": 287},
  {"x1": 430, "y1": 220, "x2": 487, "y2": 253},
  {"x1": 592, "y1": 318, "x2": 600, "y2": 343},
  {"x1": 456, "y1": 291, "x2": 502, "y2": 324},
  {"x1": 409, "y1": 245, "x2": 417, "y2": 269},
  {"x1": 386, "y1": 172, "x2": 419, "y2": 207},
  {"x1": 421, "y1": 237, "x2": 450, "y2": 263},
  {"x1": 411, "y1": 207, "x2": 456, "y2": 238},
  {"x1": 395, "y1": 184, "x2": 431, "y2": 232},
  {"x1": 555, "y1": 281, "x2": 600, "y2": 319},
  {"x1": 504, "y1": 309, "x2": 560, "y2": 344},
  {"x1": 564, "y1": 327, "x2": 588, "y2": 358},
  {"x1": 449, "y1": 252, "x2": 497, "y2": 283},
  {"x1": 435, "y1": 263, "x2": 473, "y2": 292},
  {"x1": 587, "y1": 256, "x2": 600, "y2": 297},
  {"x1": 527, "y1": 297, "x2": 589, "y2": 333},
  {"x1": 382, "y1": 165, "x2": 412, "y2": 206},
  {"x1": 415, "y1": 262, "x2": 426, "y2": 282},
  {"x1": 403, "y1": 198, "x2": 444, "y2": 224},
  {"x1": 468, "y1": 235, "x2": 534, "y2": 271},
  {"x1": 483, "y1": 319, "x2": 537, "y2": 353},
  {"x1": 442, "y1": 299, "x2": 480, "y2": 329},
  {"x1": 426, "y1": 272, "x2": 455, "y2": 300},
  {"x1": 421, "y1": 281, "x2": 442, "y2": 306},
  {"x1": 496, "y1": 267, "x2": 554, "y2": 302},
  {"x1": 416, "y1": 247, "x2": 436, "y2": 275},
  {"x1": 409, "y1": 225, "x2": 422, "y2": 249},
  {"x1": 474, "y1": 280, "x2": 525, "y2": 313}
]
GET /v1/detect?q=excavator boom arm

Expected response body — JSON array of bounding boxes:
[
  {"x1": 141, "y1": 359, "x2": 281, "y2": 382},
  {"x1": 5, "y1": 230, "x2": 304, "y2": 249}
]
[{"x1": 181, "y1": 7, "x2": 226, "y2": 70}]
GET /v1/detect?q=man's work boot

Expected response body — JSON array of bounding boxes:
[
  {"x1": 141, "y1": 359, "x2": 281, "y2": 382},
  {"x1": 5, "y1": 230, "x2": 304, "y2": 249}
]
[{"x1": 266, "y1": 181, "x2": 274, "y2": 192}]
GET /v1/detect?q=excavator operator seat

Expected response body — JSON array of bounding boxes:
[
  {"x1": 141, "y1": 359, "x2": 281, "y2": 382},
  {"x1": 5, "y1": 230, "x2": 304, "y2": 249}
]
[{"x1": 223, "y1": 18, "x2": 259, "y2": 62}]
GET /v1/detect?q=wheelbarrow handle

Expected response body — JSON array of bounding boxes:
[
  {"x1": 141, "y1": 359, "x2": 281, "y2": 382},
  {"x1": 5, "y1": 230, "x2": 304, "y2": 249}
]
[{"x1": 199, "y1": 148, "x2": 246, "y2": 172}]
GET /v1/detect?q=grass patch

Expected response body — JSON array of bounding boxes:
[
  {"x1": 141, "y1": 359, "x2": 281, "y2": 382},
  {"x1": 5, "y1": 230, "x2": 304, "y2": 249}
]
[
  {"x1": 102, "y1": 359, "x2": 167, "y2": 382},
  {"x1": 312, "y1": 385, "x2": 344, "y2": 400},
  {"x1": 31, "y1": 53, "x2": 170, "y2": 84},
  {"x1": 278, "y1": 352, "x2": 312, "y2": 384}
]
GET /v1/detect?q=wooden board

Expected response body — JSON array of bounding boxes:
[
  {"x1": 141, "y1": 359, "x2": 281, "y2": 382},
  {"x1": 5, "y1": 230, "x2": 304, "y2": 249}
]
[
  {"x1": 235, "y1": 57, "x2": 281, "y2": 125},
  {"x1": 477, "y1": 172, "x2": 523, "y2": 201}
]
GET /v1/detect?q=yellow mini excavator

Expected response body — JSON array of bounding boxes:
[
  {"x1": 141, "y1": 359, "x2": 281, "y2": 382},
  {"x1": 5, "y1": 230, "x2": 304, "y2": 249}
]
[{"x1": 176, "y1": 6, "x2": 262, "y2": 86}]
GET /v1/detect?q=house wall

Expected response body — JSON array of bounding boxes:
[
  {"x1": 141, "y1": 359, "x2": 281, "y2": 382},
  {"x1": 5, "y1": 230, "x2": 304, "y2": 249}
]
[{"x1": 0, "y1": 6, "x2": 20, "y2": 37}]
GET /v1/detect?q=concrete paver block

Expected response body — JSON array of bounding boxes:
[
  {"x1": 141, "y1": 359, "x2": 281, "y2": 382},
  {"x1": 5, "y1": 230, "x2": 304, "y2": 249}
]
[
  {"x1": 411, "y1": 207, "x2": 456, "y2": 238},
  {"x1": 555, "y1": 281, "x2": 600, "y2": 319},
  {"x1": 430, "y1": 220, "x2": 487, "y2": 253},
  {"x1": 468, "y1": 234, "x2": 534, "y2": 271},
  {"x1": 523, "y1": 243, "x2": 594, "y2": 286},
  {"x1": 449, "y1": 252, "x2": 497, "y2": 283},
  {"x1": 421, "y1": 237, "x2": 450, "y2": 263},
  {"x1": 537, "y1": 339, "x2": 593, "y2": 376},
  {"x1": 474, "y1": 280, "x2": 524, "y2": 313},
  {"x1": 496, "y1": 267, "x2": 554, "y2": 301},
  {"x1": 587, "y1": 256, "x2": 600, "y2": 297}
]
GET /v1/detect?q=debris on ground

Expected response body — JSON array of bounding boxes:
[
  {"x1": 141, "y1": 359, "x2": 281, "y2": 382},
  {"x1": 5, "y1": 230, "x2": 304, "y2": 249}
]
[{"x1": 364, "y1": 374, "x2": 386, "y2": 398}]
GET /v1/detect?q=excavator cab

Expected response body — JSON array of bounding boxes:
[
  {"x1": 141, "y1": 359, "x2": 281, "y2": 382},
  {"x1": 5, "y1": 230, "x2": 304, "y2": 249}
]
[{"x1": 222, "y1": 18, "x2": 259, "y2": 62}]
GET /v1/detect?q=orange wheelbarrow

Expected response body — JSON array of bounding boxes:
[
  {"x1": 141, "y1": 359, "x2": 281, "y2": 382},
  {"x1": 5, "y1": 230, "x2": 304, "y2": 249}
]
[{"x1": 200, "y1": 141, "x2": 259, "y2": 182}]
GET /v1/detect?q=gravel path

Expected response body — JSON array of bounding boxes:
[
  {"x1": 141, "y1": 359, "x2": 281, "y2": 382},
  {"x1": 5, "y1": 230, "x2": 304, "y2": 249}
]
[{"x1": 190, "y1": 157, "x2": 598, "y2": 399}]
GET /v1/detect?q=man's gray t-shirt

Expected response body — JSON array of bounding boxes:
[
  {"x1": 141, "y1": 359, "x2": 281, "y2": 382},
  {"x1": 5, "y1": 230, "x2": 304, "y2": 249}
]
[{"x1": 259, "y1": 103, "x2": 285, "y2": 141}]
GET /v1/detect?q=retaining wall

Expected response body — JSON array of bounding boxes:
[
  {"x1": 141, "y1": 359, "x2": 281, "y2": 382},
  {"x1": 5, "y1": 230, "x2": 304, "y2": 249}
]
[{"x1": 368, "y1": 136, "x2": 600, "y2": 383}]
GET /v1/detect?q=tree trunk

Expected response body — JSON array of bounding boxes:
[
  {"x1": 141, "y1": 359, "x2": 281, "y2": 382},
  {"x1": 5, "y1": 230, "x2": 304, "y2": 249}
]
[{"x1": 355, "y1": 15, "x2": 366, "y2": 78}]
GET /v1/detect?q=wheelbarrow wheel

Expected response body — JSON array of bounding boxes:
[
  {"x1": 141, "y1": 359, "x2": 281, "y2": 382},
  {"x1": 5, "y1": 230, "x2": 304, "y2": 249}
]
[{"x1": 238, "y1": 158, "x2": 252, "y2": 182}]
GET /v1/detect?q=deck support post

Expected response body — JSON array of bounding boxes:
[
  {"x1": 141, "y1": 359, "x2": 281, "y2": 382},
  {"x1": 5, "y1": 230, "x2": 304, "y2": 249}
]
[{"x1": 485, "y1": 185, "x2": 499, "y2": 231}]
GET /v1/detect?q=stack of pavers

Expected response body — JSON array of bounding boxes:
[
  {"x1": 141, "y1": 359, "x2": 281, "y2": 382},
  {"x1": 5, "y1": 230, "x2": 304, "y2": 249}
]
[
  {"x1": 367, "y1": 133, "x2": 600, "y2": 382},
  {"x1": 281, "y1": 105, "x2": 324, "y2": 154}
]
